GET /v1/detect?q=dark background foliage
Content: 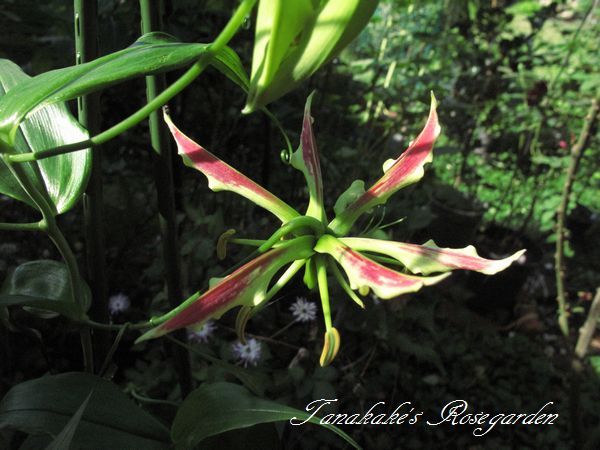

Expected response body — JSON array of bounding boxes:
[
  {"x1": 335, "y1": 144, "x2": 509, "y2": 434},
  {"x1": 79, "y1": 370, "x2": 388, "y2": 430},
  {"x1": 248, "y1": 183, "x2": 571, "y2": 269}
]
[{"x1": 1, "y1": 0, "x2": 599, "y2": 448}]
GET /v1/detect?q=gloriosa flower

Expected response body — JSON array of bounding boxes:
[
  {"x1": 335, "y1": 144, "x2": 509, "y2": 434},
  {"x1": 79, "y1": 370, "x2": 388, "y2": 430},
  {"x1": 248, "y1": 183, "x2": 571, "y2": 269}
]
[{"x1": 136, "y1": 93, "x2": 525, "y2": 366}]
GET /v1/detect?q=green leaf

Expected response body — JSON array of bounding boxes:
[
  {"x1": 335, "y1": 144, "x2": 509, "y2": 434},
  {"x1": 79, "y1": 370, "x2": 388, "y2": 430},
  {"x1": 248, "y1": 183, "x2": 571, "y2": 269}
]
[
  {"x1": 45, "y1": 392, "x2": 92, "y2": 450},
  {"x1": 195, "y1": 423, "x2": 280, "y2": 450},
  {"x1": 0, "y1": 32, "x2": 249, "y2": 146},
  {"x1": 590, "y1": 356, "x2": 600, "y2": 377},
  {"x1": 0, "y1": 373, "x2": 170, "y2": 449},
  {"x1": 0, "y1": 60, "x2": 91, "y2": 215},
  {"x1": 0, "y1": 295, "x2": 82, "y2": 321},
  {"x1": 333, "y1": 179, "x2": 365, "y2": 217},
  {"x1": 0, "y1": 260, "x2": 90, "y2": 320},
  {"x1": 171, "y1": 382, "x2": 360, "y2": 450}
]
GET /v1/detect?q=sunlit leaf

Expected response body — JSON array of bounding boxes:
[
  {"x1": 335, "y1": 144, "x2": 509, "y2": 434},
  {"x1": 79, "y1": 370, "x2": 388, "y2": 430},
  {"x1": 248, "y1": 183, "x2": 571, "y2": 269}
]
[
  {"x1": 0, "y1": 260, "x2": 90, "y2": 319},
  {"x1": 0, "y1": 33, "x2": 248, "y2": 146},
  {"x1": 0, "y1": 59, "x2": 91, "y2": 215}
]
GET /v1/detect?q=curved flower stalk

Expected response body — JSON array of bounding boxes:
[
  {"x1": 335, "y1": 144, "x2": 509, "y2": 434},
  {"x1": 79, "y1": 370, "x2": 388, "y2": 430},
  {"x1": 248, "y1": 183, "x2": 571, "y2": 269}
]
[{"x1": 138, "y1": 94, "x2": 525, "y2": 366}]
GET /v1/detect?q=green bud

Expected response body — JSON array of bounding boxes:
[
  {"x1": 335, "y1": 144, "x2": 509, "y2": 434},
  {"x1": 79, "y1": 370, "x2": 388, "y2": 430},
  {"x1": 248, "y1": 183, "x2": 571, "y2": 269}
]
[
  {"x1": 244, "y1": 0, "x2": 379, "y2": 113},
  {"x1": 319, "y1": 327, "x2": 341, "y2": 367}
]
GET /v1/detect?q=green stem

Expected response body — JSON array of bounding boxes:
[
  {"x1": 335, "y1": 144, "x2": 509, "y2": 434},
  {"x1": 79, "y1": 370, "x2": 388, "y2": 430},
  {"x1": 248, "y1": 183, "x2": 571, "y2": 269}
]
[
  {"x1": 329, "y1": 260, "x2": 364, "y2": 309},
  {"x1": 235, "y1": 259, "x2": 306, "y2": 341},
  {"x1": 7, "y1": 0, "x2": 258, "y2": 164},
  {"x1": 265, "y1": 259, "x2": 306, "y2": 301},
  {"x1": 140, "y1": 0, "x2": 192, "y2": 397},
  {"x1": 75, "y1": 0, "x2": 110, "y2": 365},
  {"x1": 269, "y1": 320, "x2": 296, "y2": 339},
  {"x1": 215, "y1": 217, "x2": 322, "y2": 282},
  {"x1": 98, "y1": 323, "x2": 128, "y2": 377},
  {"x1": 258, "y1": 216, "x2": 324, "y2": 253},
  {"x1": 80, "y1": 319, "x2": 149, "y2": 330},
  {"x1": 0, "y1": 221, "x2": 43, "y2": 232},
  {"x1": 260, "y1": 106, "x2": 293, "y2": 163},
  {"x1": 230, "y1": 238, "x2": 266, "y2": 246},
  {"x1": 130, "y1": 389, "x2": 179, "y2": 407},
  {"x1": 316, "y1": 255, "x2": 332, "y2": 330},
  {"x1": 5, "y1": 160, "x2": 94, "y2": 372}
]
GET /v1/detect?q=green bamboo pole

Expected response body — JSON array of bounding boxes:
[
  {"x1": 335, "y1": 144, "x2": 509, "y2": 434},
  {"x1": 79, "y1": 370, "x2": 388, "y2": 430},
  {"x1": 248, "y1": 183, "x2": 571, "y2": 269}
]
[
  {"x1": 75, "y1": 0, "x2": 110, "y2": 366},
  {"x1": 140, "y1": 0, "x2": 192, "y2": 397}
]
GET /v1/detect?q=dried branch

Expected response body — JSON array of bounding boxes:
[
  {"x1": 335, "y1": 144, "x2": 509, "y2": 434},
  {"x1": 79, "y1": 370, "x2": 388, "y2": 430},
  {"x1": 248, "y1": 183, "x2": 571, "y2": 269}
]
[{"x1": 555, "y1": 99, "x2": 599, "y2": 337}]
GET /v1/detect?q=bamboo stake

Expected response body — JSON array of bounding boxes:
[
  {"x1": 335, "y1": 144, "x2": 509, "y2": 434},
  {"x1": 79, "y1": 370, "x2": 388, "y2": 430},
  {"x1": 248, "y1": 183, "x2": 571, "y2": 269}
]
[
  {"x1": 75, "y1": 0, "x2": 110, "y2": 367},
  {"x1": 140, "y1": 0, "x2": 192, "y2": 396}
]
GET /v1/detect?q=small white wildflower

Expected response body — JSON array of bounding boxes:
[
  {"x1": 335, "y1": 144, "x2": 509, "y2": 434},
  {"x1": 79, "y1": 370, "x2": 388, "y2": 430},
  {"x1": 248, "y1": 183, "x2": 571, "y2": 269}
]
[
  {"x1": 231, "y1": 338, "x2": 262, "y2": 367},
  {"x1": 108, "y1": 293, "x2": 130, "y2": 315},
  {"x1": 187, "y1": 321, "x2": 216, "y2": 343},
  {"x1": 289, "y1": 297, "x2": 317, "y2": 322}
]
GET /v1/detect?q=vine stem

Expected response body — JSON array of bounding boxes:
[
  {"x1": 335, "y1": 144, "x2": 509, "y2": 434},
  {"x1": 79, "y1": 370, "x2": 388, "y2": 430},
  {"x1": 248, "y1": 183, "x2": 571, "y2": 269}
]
[
  {"x1": 4, "y1": 160, "x2": 94, "y2": 372},
  {"x1": 555, "y1": 98, "x2": 599, "y2": 337},
  {"x1": 7, "y1": 0, "x2": 258, "y2": 164},
  {"x1": 0, "y1": 221, "x2": 43, "y2": 232}
]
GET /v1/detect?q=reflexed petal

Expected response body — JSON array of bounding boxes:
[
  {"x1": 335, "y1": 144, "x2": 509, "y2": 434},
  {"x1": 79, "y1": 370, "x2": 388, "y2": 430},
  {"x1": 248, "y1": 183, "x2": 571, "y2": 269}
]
[
  {"x1": 136, "y1": 236, "x2": 314, "y2": 342},
  {"x1": 314, "y1": 235, "x2": 449, "y2": 299},
  {"x1": 341, "y1": 237, "x2": 526, "y2": 275},
  {"x1": 330, "y1": 93, "x2": 440, "y2": 234},
  {"x1": 290, "y1": 92, "x2": 326, "y2": 222},
  {"x1": 164, "y1": 112, "x2": 299, "y2": 223}
]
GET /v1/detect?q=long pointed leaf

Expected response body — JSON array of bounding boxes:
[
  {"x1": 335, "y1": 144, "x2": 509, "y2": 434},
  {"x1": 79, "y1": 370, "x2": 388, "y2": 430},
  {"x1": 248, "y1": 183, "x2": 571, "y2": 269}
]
[
  {"x1": 45, "y1": 392, "x2": 92, "y2": 450},
  {"x1": 171, "y1": 382, "x2": 360, "y2": 449},
  {"x1": 0, "y1": 373, "x2": 170, "y2": 449},
  {"x1": 0, "y1": 33, "x2": 248, "y2": 146}
]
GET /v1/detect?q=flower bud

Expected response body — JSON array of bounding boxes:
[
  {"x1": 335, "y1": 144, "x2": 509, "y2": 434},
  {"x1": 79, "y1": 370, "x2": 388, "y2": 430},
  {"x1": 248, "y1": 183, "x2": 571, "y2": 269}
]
[
  {"x1": 320, "y1": 327, "x2": 341, "y2": 366},
  {"x1": 244, "y1": 0, "x2": 379, "y2": 113}
]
